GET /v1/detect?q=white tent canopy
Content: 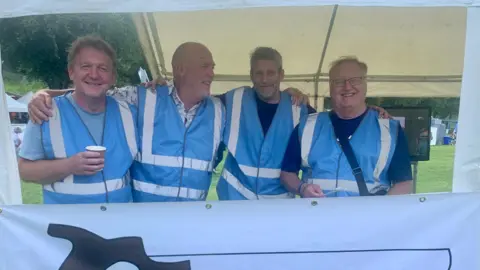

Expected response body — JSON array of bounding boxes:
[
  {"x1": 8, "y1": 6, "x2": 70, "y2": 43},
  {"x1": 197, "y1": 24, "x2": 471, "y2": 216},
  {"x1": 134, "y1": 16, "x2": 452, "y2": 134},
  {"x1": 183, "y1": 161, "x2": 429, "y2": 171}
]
[
  {"x1": 6, "y1": 94, "x2": 27, "y2": 112},
  {"x1": 1, "y1": 1, "x2": 480, "y2": 205},
  {"x1": 133, "y1": 5, "x2": 467, "y2": 106}
]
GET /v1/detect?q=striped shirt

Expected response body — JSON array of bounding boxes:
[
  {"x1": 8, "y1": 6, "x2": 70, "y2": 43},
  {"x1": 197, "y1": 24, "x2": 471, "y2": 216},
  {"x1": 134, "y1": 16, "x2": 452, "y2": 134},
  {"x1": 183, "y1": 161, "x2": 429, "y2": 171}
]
[{"x1": 107, "y1": 83, "x2": 200, "y2": 127}]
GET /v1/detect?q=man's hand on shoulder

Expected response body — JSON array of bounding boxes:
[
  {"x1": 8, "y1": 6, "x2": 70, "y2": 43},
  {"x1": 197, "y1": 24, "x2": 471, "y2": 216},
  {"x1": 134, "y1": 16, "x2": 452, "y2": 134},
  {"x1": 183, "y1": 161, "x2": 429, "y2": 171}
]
[
  {"x1": 29, "y1": 90, "x2": 53, "y2": 124},
  {"x1": 369, "y1": 105, "x2": 392, "y2": 119},
  {"x1": 143, "y1": 77, "x2": 169, "y2": 93},
  {"x1": 284, "y1": 87, "x2": 310, "y2": 106}
]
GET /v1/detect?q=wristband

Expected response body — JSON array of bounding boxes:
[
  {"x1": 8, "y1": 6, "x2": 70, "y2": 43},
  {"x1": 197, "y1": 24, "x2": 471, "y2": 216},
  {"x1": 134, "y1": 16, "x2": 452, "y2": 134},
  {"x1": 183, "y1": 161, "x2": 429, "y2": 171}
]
[{"x1": 297, "y1": 182, "x2": 305, "y2": 195}]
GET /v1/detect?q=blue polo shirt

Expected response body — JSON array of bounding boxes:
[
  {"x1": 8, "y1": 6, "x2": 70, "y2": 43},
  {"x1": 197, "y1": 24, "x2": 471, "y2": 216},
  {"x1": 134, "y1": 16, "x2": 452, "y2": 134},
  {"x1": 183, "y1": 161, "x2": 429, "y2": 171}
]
[{"x1": 281, "y1": 110, "x2": 413, "y2": 184}]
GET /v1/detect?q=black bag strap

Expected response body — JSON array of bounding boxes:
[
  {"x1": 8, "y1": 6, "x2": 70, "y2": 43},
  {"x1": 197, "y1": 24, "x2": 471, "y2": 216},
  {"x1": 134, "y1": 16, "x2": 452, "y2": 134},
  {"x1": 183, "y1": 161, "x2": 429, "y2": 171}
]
[{"x1": 329, "y1": 112, "x2": 371, "y2": 196}]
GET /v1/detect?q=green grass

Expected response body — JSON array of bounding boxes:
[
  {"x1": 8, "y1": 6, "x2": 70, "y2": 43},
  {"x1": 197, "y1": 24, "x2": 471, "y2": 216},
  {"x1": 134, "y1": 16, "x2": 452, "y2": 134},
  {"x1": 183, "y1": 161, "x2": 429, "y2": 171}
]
[
  {"x1": 3, "y1": 72, "x2": 46, "y2": 96},
  {"x1": 20, "y1": 146, "x2": 455, "y2": 204},
  {"x1": 416, "y1": 145, "x2": 454, "y2": 193}
]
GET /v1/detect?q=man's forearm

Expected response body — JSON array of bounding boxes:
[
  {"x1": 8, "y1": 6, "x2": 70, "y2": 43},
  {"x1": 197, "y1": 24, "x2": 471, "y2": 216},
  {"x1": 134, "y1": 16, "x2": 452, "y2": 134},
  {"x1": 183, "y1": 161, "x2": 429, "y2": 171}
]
[
  {"x1": 280, "y1": 171, "x2": 302, "y2": 195},
  {"x1": 388, "y1": 181, "x2": 413, "y2": 195},
  {"x1": 18, "y1": 158, "x2": 73, "y2": 185},
  {"x1": 45, "y1": 89, "x2": 72, "y2": 97}
]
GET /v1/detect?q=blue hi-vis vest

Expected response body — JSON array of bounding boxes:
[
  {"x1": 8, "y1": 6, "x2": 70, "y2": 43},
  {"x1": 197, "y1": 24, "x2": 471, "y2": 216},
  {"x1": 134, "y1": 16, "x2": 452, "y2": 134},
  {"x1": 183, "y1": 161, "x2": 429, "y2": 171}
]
[
  {"x1": 217, "y1": 87, "x2": 308, "y2": 200},
  {"x1": 131, "y1": 86, "x2": 224, "y2": 202},
  {"x1": 41, "y1": 94, "x2": 138, "y2": 204},
  {"x1": 299, "y1": 109, "x2": 398, "y2": 197}
]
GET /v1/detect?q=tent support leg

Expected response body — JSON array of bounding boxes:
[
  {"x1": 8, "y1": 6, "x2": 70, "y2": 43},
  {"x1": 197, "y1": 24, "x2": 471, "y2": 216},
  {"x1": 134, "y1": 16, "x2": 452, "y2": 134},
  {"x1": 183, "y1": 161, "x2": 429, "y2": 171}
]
[
  {"x1": 0, "y1": 48, "x2": 23, "y2": 205},
  {"x1": 452, "y1": 7, "x2": 480, "y2": 193},
  {"x1": 411, "y1": 161, "x2": 418, "y2": 194}
]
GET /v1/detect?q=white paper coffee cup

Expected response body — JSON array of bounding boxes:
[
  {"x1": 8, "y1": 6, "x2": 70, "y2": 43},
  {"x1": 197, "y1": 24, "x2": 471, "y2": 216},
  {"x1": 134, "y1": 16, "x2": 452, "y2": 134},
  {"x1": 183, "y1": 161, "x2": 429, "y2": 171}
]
[{"x1": 85, "y1": 146, "x2": 106, "y2": 158}]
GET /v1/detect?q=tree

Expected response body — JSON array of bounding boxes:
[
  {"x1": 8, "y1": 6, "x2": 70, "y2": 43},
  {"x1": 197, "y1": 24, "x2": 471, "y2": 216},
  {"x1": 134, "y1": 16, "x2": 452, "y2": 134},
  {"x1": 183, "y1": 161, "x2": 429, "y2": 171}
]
[{"x1": 0, "y1": 14, "x2": 148, "y2": 89}]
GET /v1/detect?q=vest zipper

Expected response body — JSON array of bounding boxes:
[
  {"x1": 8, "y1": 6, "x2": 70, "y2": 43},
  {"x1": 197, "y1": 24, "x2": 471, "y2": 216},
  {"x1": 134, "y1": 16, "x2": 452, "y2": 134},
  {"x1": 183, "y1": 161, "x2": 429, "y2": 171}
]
[
  {"x1": 175, "y1": 104, "x2": 202, "y2": 201},
  {"x1": 176, "y1": 128, "x2": 189, "y2": 201},
  {"x1": 254, "y1": 141, "x2": 265, "y2": 200}
]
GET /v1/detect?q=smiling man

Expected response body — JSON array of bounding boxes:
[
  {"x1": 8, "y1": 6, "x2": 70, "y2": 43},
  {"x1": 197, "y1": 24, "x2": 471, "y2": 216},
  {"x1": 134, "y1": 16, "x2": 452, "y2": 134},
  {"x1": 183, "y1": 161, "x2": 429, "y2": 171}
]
[
  {"x1": 280, "y1": 56, "x2": 413, "y2": 198},
  {"x1": 215, "y1": 47, "x2": 313, "y2": 200},
  {"x1": 129, "y1": 42, "x2": 225, "y2": 202},
  {"x1": 18, "y1": 36, "x2": 138, "y2": 204}
]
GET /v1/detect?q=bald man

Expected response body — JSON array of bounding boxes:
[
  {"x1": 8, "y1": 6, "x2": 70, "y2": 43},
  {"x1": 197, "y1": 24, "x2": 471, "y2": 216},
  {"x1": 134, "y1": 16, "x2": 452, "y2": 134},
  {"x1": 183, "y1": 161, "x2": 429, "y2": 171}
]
[
  {"x1": 27, "y1": 42, "x2": 225, "y2": 202},
  {"x1": 129, "y1": 42, "x2": 225, "y2": 202}
]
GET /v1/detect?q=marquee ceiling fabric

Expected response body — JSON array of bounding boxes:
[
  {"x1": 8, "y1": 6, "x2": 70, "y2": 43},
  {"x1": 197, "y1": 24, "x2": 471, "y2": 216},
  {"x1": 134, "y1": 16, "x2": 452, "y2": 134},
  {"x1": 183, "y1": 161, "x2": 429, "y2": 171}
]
[
  {"x1": 133, "y1": 6, "x2": 467, "y2": 98},
  {"x1": 0, "y1": 0, "x2": 479, "y2": 18},
  {"x1": 0, "y1": 2, "x2": 473, "y2": 98}
]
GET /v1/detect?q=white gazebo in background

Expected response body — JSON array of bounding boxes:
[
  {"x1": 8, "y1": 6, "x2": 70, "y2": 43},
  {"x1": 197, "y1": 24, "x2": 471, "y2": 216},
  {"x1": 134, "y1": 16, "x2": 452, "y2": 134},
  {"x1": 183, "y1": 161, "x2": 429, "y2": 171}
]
[
  {"x1": 0, "y1": 1, "x2": 479, "y2": 205},
  {"x1": 16, "y1": 91, "x2": 34, "y2": 105},
  {"x1": 6, "y1": 94, "x2": 27, "y2": 113}
]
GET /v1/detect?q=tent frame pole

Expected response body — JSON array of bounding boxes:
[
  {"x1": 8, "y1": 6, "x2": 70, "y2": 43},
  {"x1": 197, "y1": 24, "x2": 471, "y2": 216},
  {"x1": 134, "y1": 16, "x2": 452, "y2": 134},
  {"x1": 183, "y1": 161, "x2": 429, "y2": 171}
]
[
  {"x1": 313, "y1": 5, "x2": 338, "y2": 110},
  {"x1": 141, "y1": 13, "x2": 168, "y2": 79}
]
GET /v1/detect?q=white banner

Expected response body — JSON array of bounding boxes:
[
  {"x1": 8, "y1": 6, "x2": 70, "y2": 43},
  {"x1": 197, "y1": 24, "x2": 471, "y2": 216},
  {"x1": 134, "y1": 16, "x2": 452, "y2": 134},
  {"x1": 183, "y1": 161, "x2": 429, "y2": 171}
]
[{"x1": 1, "y1": 192, "x2": 480, "y2": 269}]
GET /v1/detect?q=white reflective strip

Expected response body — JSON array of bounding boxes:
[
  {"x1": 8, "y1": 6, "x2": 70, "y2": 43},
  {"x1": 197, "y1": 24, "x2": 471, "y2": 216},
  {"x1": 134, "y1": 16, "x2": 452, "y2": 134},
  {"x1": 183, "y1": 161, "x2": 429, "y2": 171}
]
[
  {"x1": 238, "y1": 165, "x2": 281, "y2": 179},
  {"x1": 139, "y1": 89, "x2": 213, "y2": 172},
  {"x1": 49, "y1": 100, "x2": 67, "y2": 158},
  {"x1": 44, "y1": 177, "x2": 124, "y2": 195},
  {"x1": 373, "y1": 119, "x2": 391, "y2": 182},
  {"x1": 133, "y1": 179, "x2": 206, "y2": 200},
  {"x1": 141, "y1": 154, "x2": 212, "y2": 171},
  {"x1": 301, "y1": 114, "x2": 318, "y2": 167},
  {"x1": 211, "y1": 96, "x2": 223, "y2": 163},
  {"x1": 292, "y1": 104, "x2": 301, "y2": 128},
  {"x1": 117, "y1": 100, "x2": 138, "y2": 158},
  {"x1": 308, "y1": 178, "x2": 378, "y2": 193},
  {"x1": 227, "y1": 87, "x2": 245, "y2": 156},
  {"x1": 142, "y1": 89, "x2": 156, "y2": 161},
  {"x1": 222, "y1": 169, "x2": 293, "y2": 200}
]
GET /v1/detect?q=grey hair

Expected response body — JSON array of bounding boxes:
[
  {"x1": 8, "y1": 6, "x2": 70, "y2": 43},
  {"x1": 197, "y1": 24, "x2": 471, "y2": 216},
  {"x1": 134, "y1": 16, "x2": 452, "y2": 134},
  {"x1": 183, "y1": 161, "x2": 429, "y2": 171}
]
[
  {"x1": 250, "y1": 47, "x2": 283, "y2": 71},
  {"x1": 328, "y1": 56, "x2": 368, "y2": 77}
]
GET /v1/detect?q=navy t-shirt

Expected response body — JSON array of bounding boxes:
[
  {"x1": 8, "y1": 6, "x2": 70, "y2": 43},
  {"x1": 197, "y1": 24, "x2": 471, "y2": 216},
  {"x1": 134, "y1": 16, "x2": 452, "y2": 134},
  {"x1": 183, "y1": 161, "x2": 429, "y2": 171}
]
[
  {"x1": 213, "y1": 93, "x2": 316, "y2": 167},
  {"x1": 281, "y1": 110, "x2": 413, "y2": 184}
]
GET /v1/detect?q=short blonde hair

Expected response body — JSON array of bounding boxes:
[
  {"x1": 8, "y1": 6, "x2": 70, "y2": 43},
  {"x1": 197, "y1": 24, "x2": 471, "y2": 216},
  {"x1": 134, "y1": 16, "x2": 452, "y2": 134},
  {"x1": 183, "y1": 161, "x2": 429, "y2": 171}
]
[
  {"x1": 68, "y1": 35, "x2": 117, "y2": 71},
  {"x1": 328, "y1": 56, "x2": 368, "y2": 77}
]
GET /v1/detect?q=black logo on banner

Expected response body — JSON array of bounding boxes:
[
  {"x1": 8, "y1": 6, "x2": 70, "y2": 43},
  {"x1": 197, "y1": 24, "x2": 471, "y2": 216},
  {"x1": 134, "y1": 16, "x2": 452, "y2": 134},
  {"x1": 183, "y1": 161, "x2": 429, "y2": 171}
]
[{"x1": 47, "y1": 223, "x2": 191, "y2": 270}]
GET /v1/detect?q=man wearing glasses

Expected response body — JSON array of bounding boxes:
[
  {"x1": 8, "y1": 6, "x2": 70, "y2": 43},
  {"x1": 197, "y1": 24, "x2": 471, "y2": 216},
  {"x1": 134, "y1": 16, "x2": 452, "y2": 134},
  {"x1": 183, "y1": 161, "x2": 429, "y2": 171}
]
[{"x1": 280, "y1": 56, "x2": 413, "y2": 198}]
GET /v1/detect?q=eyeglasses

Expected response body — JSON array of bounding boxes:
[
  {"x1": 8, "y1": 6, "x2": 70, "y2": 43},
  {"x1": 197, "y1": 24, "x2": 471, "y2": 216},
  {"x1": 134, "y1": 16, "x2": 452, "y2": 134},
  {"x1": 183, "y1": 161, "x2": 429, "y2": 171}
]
[{"x1": 330, "y1": 76, "x2": 365, "y2": 87}]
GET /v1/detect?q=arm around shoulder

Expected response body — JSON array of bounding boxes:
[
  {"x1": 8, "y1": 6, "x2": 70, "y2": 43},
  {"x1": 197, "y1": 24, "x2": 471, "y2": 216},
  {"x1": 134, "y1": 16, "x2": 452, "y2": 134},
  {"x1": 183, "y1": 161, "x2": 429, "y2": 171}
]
[{"x1": 18, "y1": 157, "x2": 74, "y2": 185}]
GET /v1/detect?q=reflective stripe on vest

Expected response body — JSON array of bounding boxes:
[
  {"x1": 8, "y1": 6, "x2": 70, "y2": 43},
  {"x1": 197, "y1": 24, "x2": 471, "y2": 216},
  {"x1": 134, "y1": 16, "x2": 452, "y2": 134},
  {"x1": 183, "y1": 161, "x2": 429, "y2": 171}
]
[
  {"x1": 221, "y1": 169, "x2": 293, "y2": 200},
  {"x1": 132, "y1": 180, "x2": 207, "y2": 200},
  {"x1": 307, "y1": 178, "x2": 379, "y2": 194},
  {"x1": 43, "y1": 178, "x2": 125, "y2": 195},
  {"x1": 227, "y1": 87, "x2": 302, "y2": 178},
  {"x1": 238, "y1": 165, "x2": 281, "y2": 178},
  {"x1": 43, "y1": 99, "x2": 136, "y2": 195},
  {"x1": 301, "y1": 116, "x2": 392, "y2": 185}
]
